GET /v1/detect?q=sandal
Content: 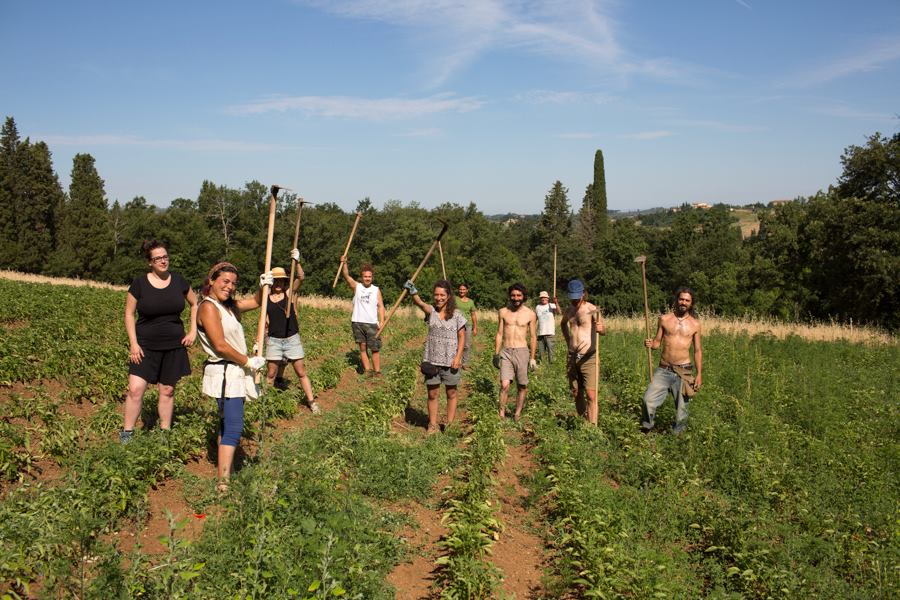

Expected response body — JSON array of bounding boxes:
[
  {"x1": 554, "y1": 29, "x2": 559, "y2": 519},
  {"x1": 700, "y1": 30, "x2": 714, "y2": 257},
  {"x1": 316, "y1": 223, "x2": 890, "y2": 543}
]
[
  {"x1": 310, "y1": 401, "x2": 322, "y2": 415},
  {"x1": 426, "y1": 423, "x2": 439, "y2": 436},
  {"x1": 216, "y1": 481, "x2": 230, "y2": 494}
]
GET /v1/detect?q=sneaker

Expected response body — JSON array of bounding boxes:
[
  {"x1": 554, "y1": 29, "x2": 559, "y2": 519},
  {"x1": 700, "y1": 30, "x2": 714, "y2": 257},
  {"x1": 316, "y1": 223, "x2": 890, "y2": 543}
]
[
  {"x1": 119, "y1": 430, "x2": 134, "y2": 444},
  {"x1": 273, "y1": 377, "x2": 289, "y2": 391},
  {"x1": 309, "y1": 401, "x2": 322, "y2": 415}
]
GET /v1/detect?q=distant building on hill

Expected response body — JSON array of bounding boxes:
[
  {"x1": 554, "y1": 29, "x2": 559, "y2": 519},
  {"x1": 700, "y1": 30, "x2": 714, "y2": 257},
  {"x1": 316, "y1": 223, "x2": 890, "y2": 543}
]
[{"x1": 691, "y1": 202, "x2": 712, "y2": 209}]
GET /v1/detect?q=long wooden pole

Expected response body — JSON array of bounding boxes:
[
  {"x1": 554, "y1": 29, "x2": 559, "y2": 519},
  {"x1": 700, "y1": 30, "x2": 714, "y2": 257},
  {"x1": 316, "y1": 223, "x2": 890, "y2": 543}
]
[
  {"x1": 595, "y1": 328, "x2": 601, "y2": 409},
  {"x1": 285, "y1": 198, "x2": 305, "y2": 317},
  {"x1": 552, "y1": 244, "x2": 557, "y2": 299},
  {"x1": 377, "y1": 222, "x2": 450, "y2": 337},
  {"x1": 332, "y1": 212, "x2": 362, "y2": 288},
  {"x1": 636, "y1": 256, "x2": 653, "y2": 382},
  {"x1": 438, "y1": 241, "x2": 447, "y2": 280},
  {"x1": 255, "y1": 185, "x2": 280, "y2": 383}
]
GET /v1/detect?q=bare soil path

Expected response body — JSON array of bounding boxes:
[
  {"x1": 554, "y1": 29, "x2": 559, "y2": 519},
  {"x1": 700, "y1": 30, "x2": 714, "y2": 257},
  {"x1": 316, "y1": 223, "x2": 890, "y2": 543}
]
[{"x1": 490, "y1": 428, "x2": 546, "y2": 599}]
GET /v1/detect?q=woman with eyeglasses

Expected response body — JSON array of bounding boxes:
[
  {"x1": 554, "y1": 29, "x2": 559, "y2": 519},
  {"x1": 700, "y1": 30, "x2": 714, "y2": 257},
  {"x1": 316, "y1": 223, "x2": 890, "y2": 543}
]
[{"x1": 121, "y1": 239, "x2": 198, "y2": 442}]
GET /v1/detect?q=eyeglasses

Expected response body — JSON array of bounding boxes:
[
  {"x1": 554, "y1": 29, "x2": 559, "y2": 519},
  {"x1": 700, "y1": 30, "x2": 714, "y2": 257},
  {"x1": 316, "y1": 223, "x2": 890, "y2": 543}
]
[{"x1": 151, "y1": 255, "x2": 169, "y2": 263}]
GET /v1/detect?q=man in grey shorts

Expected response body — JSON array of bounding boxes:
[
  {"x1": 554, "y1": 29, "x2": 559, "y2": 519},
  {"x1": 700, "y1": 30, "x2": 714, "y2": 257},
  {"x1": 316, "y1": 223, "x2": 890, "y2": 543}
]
[
  {"x1": 340, "y1": 258, "x2": 385, "y2": 376},
  {"x1": 494, "y1": 283, "x2": 537, "y2": 421}
]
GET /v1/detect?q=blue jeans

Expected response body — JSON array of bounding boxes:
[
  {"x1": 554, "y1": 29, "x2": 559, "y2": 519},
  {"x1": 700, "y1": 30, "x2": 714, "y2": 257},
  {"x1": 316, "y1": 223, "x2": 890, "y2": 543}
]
[
  {"x1": 641, "y1": 368, "x2": 690, "y2": 433},
  {"x1": 217, "y1": 397, "x2": 245, "y2": 446}
]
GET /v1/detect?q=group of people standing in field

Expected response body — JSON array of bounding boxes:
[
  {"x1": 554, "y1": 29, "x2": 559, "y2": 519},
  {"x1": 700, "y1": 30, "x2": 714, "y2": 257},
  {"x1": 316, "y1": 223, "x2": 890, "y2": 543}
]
[{"x1": 122, "y1": 240, "x2": 702, "y2": 490}]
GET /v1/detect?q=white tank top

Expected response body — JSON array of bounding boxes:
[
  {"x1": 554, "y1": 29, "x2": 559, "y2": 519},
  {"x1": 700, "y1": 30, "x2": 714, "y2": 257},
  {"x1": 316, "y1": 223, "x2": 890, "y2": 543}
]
[
  {"x1": 198, "y1": 296, "x2": 259, "y2": 399},
  {"x1": 351, "y1": 283, "x2": 380, "y2": 324}
]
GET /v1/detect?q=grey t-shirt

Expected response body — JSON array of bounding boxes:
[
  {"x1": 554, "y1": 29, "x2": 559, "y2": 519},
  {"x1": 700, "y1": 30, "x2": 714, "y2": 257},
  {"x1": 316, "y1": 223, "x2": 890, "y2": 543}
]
[{"x1": 423, "y1": 308, "x2": 467, "y2": 367}]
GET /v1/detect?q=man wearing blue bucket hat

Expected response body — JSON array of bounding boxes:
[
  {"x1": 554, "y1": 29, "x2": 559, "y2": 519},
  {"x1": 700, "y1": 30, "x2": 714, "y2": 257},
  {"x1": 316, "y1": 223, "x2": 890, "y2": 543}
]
[{"x1": 561, "y1": 279, "x2": 605, "y2": 424}]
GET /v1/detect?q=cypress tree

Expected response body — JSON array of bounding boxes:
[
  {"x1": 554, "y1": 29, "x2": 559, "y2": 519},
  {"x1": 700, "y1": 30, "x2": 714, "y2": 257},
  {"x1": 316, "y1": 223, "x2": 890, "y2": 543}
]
[
  {"x1": 539, "y1": 180, "x2": 572, "y2": 246},
  {"x1": 593, "y1": 149, "x2": 608, "y2": 238},
  {"x1": 0, "y1": 117, "x2": 22, "y2": 267},
  {"x1": 49, "y1": 153, "x2": 110, "y2": 277},
  {"x1": 17, "y1": 141, "x2": 63, "y2": 272}
]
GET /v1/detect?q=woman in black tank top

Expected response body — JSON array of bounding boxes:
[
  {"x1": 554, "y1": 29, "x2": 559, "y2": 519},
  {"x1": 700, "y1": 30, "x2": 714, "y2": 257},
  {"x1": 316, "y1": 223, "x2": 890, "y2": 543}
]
[
  {"x1": 121, "y1": 240, "x2": 198, "y2": 442},
  {"x1": 264, "y1": 262, "x2": 319, "y2": 414}
]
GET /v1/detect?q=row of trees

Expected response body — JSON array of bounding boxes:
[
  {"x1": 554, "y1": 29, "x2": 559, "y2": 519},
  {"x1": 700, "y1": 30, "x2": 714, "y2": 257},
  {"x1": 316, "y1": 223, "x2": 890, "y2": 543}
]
[{"x1": 1, "y1": 116, "x2": 897, "y2": 329}]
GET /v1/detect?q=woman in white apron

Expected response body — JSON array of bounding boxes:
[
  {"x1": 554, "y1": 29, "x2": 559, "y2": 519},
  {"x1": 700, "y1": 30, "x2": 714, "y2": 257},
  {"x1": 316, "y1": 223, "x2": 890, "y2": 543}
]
[{"x1": 197, "y1": 261, "x2": 270, "y2": 492}]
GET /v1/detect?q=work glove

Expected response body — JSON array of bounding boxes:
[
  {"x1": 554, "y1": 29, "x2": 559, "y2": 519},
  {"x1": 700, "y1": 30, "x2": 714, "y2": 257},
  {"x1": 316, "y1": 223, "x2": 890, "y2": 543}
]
[
  {"x1": 259, "y1": 271, "x2": 274, "y2": 288},
  {"x1": 245, "y1": 356, "x2": 266, "y2": 371},
  {"x1": 492, "y1": 354, "x2": 501, "y2": 369},
  {"x1": 529, "y1": 358, "x2": 537, "y2": 372},
  {"x1": 290, "y1": 248, "x2": 300, "y2": 262},
  {"x1": 403, "y1": 280, "x2": 418, "y2": 296}
]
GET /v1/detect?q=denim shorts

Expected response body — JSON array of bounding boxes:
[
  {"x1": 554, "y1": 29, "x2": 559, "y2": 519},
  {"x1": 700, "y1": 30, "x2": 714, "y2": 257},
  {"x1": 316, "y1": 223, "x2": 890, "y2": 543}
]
[{"x1": 265, "y1": 333, "x2": 305, "y2": 361}]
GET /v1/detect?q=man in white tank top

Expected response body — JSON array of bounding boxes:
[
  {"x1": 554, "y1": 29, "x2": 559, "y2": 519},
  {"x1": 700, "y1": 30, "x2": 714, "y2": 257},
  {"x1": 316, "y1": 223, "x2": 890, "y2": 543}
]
[{"x1": 340, "y1": 257, "x2": 385, "y2": 375}]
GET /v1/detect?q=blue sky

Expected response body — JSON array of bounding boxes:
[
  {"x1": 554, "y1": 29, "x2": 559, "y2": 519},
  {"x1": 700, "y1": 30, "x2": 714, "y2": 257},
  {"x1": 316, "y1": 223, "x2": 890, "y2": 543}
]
[{"x1": 2, "y1": 0, "x2": 898, "y2": 213}]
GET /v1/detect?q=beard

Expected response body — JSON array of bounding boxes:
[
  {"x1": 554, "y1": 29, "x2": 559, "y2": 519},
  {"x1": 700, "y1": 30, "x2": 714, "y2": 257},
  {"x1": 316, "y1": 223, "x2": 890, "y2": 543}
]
[
  {"x1": 508, "y1": 299, "x2": 523, "y2": 310},
  {"x1": 675, "y1": 304, "x2": 690, "y2": 316}
]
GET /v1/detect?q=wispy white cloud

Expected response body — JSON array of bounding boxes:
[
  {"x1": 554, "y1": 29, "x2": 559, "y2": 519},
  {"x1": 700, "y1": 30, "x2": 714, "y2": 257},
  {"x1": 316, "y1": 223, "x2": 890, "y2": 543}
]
[
  {"x1": 780, "y1": 37, "x2": 900, "y2": 88},
  {"x1": 813, "y1": 103, "x2": 896, "y2": 122},
  {"x1": 735, "y1": 0, "x2": 752, "y2": 10},
  {"x1": 517, "y1": 89, "x2": 614, "y2": 105},
  {"x1": 296, "y1": 0, "x2": 698, "y2": 87},
  {"x1": 227, "y1": 93, "x2": 483, "y2": 120},
  {"x1": 669, "y1": 119, "x2": 765, "y2": 133},
  {"x1": 556, "y1": 132, "x2": 596, "y2": 139},
  {"x1": 619, "y1": 130, "x2": 673, "y2": 140},
  {"x1": 394, "y1": 127, "x2": 443, "y2": 137},
  {"x1": 39, "y1": 134, "x2": 288, "y2": 152}
]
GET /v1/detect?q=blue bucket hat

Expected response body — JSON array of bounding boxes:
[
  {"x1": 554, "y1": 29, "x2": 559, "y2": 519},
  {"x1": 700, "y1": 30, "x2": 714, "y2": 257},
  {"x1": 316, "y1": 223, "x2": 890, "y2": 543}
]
[{"x1": 567, "y1": 279, "x2": 585, "y2": 300}]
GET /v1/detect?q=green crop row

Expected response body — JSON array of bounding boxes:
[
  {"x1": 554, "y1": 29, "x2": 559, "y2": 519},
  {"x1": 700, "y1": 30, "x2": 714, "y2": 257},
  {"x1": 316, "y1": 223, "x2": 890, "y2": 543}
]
[
  {"x1": 524, "y1": 330, "x2": 898, "y2": 599},
  {"x1": 0, "y1": 281, "x2": 419, "y2": 596},
  {"x1": 91, "y1": 343, "x2": 438, "y2": 598},
  {"x1": 433, "y1": 343, "x2": 506, "y2": 599}
]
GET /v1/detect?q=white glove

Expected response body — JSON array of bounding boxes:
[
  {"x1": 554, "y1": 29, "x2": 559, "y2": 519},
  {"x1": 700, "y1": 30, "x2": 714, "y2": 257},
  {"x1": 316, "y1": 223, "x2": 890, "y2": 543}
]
[
  {"x1": 529, "y1": 358, "x2": 537, "y2": 372},
  {"x1": 290, "y1": 248, "x2": 300, "y2": 262},
  {"x1": 259, "y1": 271, "x2": 274, "y2": 288},
  {"x1": 245, "y1": 356, "x2": 266, "y2": 371}
]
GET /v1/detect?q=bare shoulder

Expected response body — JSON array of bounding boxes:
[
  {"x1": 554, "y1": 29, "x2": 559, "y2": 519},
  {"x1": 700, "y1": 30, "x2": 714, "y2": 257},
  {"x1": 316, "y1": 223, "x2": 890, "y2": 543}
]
[
  {"x1": 689, "y1": 315, "x2": 702, "y2": 333},
  {"x1": 525, "y1": 306, "x2": 537, "y2": 320}
]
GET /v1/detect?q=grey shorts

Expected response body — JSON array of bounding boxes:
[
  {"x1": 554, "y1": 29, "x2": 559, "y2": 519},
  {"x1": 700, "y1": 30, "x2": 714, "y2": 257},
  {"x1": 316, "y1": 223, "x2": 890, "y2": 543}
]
[
  {"x1": 265, "y1": 333, "x2": 305, "y2": 361},
  {"x1": 499, "y1": 347, "x2": 529, "y2": 386},
  {"x1": 425, "y1": 365, "x2": 462, "y2": 387},
  {"x1": 351, "y1": 321, "x2": 382, "y2": 351}
]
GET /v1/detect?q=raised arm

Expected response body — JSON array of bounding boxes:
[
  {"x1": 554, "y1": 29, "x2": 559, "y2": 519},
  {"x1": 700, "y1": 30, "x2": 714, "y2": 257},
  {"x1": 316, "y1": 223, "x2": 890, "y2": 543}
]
[
  {"x1": 403, "y1": 281, "x2": 432, "y2": 315},
  {"x1": 340, "y1": 256, "x2": 357, "y2": 291}
]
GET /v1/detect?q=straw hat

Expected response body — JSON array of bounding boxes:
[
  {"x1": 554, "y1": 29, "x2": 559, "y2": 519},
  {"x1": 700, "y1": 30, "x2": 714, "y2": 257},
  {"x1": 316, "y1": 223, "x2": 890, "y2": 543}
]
[{"x1": 270, "y1": 266, "x2": 289, "y2": 279}]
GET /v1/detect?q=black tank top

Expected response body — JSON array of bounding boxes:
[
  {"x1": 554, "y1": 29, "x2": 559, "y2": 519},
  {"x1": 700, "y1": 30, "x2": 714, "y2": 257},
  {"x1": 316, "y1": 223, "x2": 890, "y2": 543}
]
[{"x1": 266, "y1": 296, "x2": 298, "y2": 339}]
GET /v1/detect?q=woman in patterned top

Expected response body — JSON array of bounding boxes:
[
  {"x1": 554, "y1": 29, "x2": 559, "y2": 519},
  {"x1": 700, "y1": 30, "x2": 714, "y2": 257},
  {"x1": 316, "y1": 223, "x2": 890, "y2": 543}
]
[{"x1": 403, "y1": 278, "x2": 466, "y2": 434}]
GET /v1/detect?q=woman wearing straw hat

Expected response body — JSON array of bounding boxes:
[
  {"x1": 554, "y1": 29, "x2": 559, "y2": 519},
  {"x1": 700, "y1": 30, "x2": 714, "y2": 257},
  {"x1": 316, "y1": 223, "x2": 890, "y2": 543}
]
[{"x1": 264, "y1": 258, "x2": 320, "y2": 414}]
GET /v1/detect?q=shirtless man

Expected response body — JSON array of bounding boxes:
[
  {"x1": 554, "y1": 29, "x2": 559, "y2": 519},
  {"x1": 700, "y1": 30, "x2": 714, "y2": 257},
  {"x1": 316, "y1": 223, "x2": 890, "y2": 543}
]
[
  {"x1": 641, "y1": 287, "x2": 703, "y2": 434},
  {"x1": 560, "y1": 279, "x2": 605, "y2": 425},
  {"x1": 494, "y1": 283, "x2": 537, "y2": 420}
]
